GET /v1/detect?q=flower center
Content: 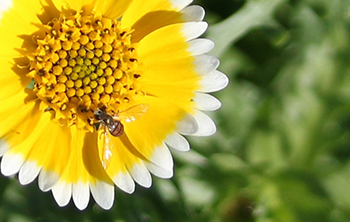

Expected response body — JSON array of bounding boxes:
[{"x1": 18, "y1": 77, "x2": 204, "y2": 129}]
[{"x1": 27, "y1": 13, "x2": 143, "y2": 131}]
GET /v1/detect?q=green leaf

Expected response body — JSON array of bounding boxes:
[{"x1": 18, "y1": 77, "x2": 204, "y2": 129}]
[{"x1": 207, "y1": 0, "x2": 286, "y2": 57}]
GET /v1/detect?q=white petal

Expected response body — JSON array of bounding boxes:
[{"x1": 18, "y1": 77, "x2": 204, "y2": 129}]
[
  {"x1": 170, "y1": 0, "x2": 193, "y2": 10},
  {"x1": 149, "y1": 143, "x2": 173, "y2": 170},
  {"x1": 113, "y1": 172, "x2": 135, "y2": 194},
  {"x1": 187, "y1": 38, "x2": 214, "y2": 56},
  {"x1": 129, "y1": 162, "x2": 152, "y2": 188},
  {"x1": 72, "y1": 181, "x2": 90, "y2": 211},
  {"x1": 144, "y1": 161, "x2": 173, "y2": 179},
  {"x1": 177, "y1": 113, "x2": 199, "y2": 135},
  {"x1": 90, "y1": 181, "x2": 114, "y2": 210},
  {"x1": 51, "y1": 181, "x2": 72, "y2": 207},
  {"x1": 199, "y1": 70, "x2": 229, "y2": 92},
  {"x1": 181, "y1": 5, "x2": 205, "y2": 22},
  {"x1": 0, "y1": 0, "x2": 12, "y2": 19},
  {"x1": 38, "y1": 170, "x2": 60, "y2": 192},
  {"x1": 194, "y1": 54, "x2": 220, "y2": 75},
  {"x1": 18, "y1": 161, "x2": 41, "y2": 185},
  {"x1": 165, "y1": 132, "x2": 190, "y2": 152},
  {"x1": 0, "y1": 140, "x2": 9, "y2": 157},
  {"x1": 1, "y1": 153, "x2": 24, "y2": 176},
  {"x1": 192, "y1": 110, "x2": 217, "y2": 136},
  {"x1": 193, "y1": 93, "x2": 222, "y2": 111},
  {"x1": 182, "y1": 22, "x2": 208, "y2": 41}
]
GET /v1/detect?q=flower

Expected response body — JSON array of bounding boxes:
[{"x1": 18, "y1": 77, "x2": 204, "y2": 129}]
[{"x1": 0, "y1": 0, "x2": 228, "y2": 210}]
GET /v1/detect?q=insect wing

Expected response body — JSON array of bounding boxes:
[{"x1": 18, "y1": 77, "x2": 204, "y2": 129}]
[
  {"x1": 102, "y1": 130, "x2": 113, "y2": 170},
  {"x1": 117, "y1": 104, "x2": 149, "y2": 123},
  {"x1": 97, "y1": 127, "x2": 114, "y2": 170}
]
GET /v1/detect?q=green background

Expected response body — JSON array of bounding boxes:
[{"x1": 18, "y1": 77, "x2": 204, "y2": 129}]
[{"x1": 2, "y1": 0, "x2": 350, "y2": 221}]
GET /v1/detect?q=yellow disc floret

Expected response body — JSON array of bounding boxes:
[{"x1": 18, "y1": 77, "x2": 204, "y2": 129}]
[{"x1": 27, "y1": 12, "x2": 143, "y2": 131}]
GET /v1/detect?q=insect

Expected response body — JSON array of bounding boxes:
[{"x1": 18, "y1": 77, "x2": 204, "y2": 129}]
[{"x1": 94, "y1": 104, "x2": 149, "y2": 169}]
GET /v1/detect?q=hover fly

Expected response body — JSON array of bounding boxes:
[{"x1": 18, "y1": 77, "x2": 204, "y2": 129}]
[{"x1": 94, "y1": 104, "x2": 149, "y2": 169}]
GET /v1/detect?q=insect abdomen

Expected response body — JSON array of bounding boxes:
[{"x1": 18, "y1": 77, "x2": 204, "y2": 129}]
[{"x1": 109, "y1": 121, "x2": 124, "y2": 137}]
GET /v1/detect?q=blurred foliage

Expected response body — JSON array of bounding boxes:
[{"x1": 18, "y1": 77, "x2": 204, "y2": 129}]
[{"x1": 1, "y1": 0, "x2": 350, "y2": 221}]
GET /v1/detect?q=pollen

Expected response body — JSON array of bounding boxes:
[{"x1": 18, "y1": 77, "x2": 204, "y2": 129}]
[{"x1": 28, "y1": 13, "x2": 143, "y2": 131}]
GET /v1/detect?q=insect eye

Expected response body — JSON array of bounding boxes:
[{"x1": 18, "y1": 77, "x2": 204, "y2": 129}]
[{"x1": 94, "y1": 109, "x2": 102, "y2": 115}]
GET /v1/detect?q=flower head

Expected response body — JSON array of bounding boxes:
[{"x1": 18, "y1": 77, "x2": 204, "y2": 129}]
[{"x1": 0, "y1": 0, "x2": 228, "y2": 210}]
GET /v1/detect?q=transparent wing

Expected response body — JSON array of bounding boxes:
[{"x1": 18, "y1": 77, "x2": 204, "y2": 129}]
[
  {"x1": 102, "y1": 129, "x2": 113, "y2": 170},
  {"x1": 117, "y1": 104, "x2": 149, "y2": 123},
  {"x1": 97, "y1": 127, "x2": 113, "y2": 170}
]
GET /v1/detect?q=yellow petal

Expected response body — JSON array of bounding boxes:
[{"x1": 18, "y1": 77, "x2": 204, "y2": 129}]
[
  {"x1": 52, "y1": 0, "x2": 133, "y2": 20},
  {"x1": 129, "y1": 11, "x2": 184, "y2": 43},
  {"x1": 58, "y1": 126, "x2": 112, "y2": 184},
  {"x1": 0, "y1": 57, "x2": 32, "y2": 97},
  {"x1": 0, "y1": 94, "x2": 37, "y2": 143},
  {"x1": 97, "y1": 127, "x2": 144, "y2": 176},
  {"x1": 99, "y1": 95, "x2": 186, "y2": 181},
  {"x1": 0, "y1": 99, "x2": 111, "y2": 185},
  {"x1": 0, "y1": 0, "x2": 61, "y2": 57},
  {"x1": 138, "y1": 22, "x2": 193, "y2": 64},
  {"x1": 124, "y1": 95, "x2": 186, "y2": 159},
  {"x1": 2, "y1": 107, "x2": 70, "y2": 174},
  {"x1": 121, "y1": 0, "x2": 174, "y2": 29},
  {"x1": 135, "y1": 22, "x2": 199, "y2": 109},
  {"x1": 94, "y1": 0, "x2": 135, "y2": 20},
  {"x1": 139, "y1": 54, "x2": 199, "y2": 111},
  {"x1": 101, "y1": 131, "x2": 154, "y2": 190},
  {"x1": 51, "y1": 0, "x2": 97, "y2": 13}
]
